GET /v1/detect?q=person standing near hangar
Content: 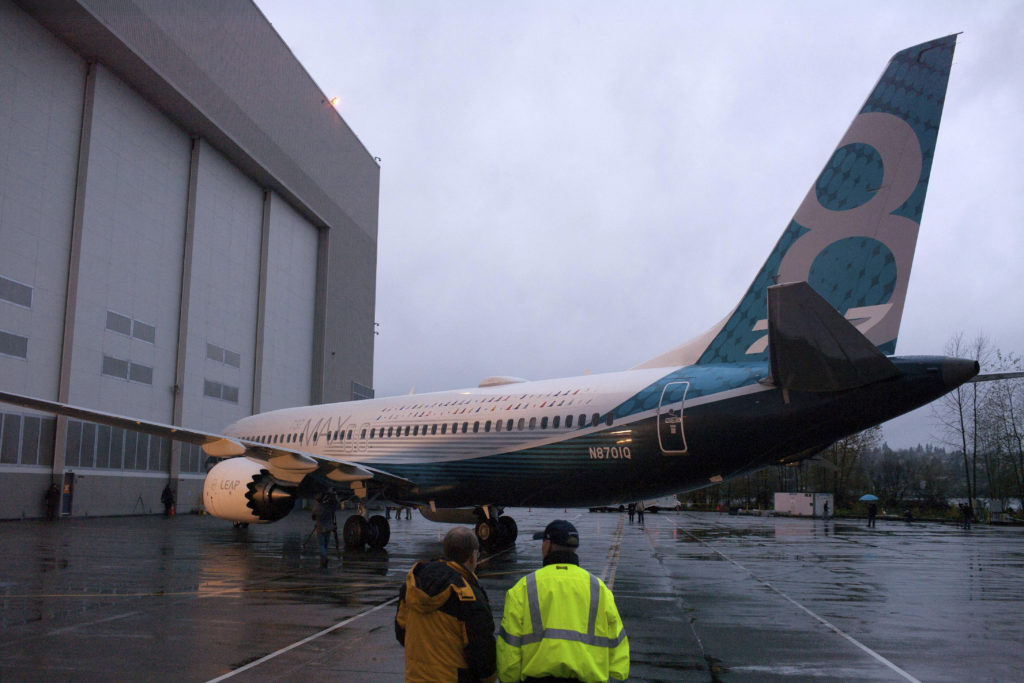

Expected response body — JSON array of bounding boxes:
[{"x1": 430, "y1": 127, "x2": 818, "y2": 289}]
[{"x1": 497, "y1": 520, "x2": 629, "y2": 682}]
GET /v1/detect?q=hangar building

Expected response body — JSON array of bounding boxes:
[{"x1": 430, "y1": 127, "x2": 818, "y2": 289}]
[{"x1": 0, "y1": 0, "x2": 378, "y2": 519}]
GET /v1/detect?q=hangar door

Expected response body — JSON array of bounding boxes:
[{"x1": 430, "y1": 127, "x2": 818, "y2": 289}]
[{"x1": 657, "y1": 381, "x2": 689, "y2": 454}]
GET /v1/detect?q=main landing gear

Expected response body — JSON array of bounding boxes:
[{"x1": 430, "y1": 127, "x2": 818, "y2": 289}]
[
  {"x1": 474, "y1": 511, "x2": 518, "y2": 553},
  {"x1": 342, "y1": 511, "x2": 390, "y2": 549}
]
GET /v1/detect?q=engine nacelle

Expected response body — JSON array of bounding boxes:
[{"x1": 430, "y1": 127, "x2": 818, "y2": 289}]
[{"x1": 203, "y1": 457, "x2": 296, "y2": 523}]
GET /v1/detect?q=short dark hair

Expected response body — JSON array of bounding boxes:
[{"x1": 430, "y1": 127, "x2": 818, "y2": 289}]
[{"x1": 443, "y1": 526, "x2": 479, "y2": 564}]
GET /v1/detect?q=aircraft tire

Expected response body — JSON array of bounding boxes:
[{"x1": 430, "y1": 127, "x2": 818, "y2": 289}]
[
  {"x1": 367, "y1": 514, "x2": 391, "y2": 548},
  {"x1": 343, "y1": 514, "x2": 369, "y2": 548},
  {"x1": 497, "y1": 516, "x2": 518, "y2": 547},
  {"x1": 475, "y1": 518, "x2": 499, "y2": 553}
]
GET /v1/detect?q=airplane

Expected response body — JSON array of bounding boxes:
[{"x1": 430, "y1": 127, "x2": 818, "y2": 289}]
[{"x1": 0, "y1": 34, "x2": 984, "y2": 552}]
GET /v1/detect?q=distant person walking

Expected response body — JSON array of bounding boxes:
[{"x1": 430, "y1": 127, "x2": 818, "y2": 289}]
[
  {"x1": 312, "y1": 493, "x2": 339, "y2": 568},
  {"x1": 823, "y1": 500, "x2": 830, "y2": 520},
  {"x1": 44, "y1": 482, "x2": 60, "y2": 521},
  {"x1": 867, "y1": 502, "x2": 877, "y2": 528},
  {"x1": 395, "y1": 526, "x2": 496, "y2": 683},
  {"x1": 160, "y1": 484, "x2": 175, "y2": 516},
  {"x1": 627, "y1": 502, "x2": 635, "y2": 523},
  {"x1": 960, "y1": 502, "x2": 972, "y2": 529},
  {"x1": 636, "y1": 500, "x2": 646, "y2": 524}
]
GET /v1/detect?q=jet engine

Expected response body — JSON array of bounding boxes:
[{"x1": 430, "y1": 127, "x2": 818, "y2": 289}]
[{"x1": 203, "y1": 457, "x2": 295, "y2": 523}]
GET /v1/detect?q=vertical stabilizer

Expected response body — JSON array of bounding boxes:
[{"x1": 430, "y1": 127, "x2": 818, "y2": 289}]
[{"x1": 636, "y1": 35, "x2": 957, "y2": 369}]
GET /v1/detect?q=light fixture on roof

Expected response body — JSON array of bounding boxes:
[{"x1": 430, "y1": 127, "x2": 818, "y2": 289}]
[{"x1": 329, "y1": 96, "x2": 340, "y2": 107}]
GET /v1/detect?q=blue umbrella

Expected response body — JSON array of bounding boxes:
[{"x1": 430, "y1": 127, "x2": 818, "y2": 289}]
[{"x1": 859, "y1": 494, "x2": 879, "y2": 502}]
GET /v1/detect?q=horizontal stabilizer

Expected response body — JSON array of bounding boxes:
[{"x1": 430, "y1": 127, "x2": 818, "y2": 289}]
[
  {"x1": 969, "y1": 371, "x2": 1024, "y2": 383},
  {"x1": 768, "y1": 282, "x2": 900, "y2": 392}
]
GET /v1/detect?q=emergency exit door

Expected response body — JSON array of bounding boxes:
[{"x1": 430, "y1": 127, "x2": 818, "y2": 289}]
[{"x1": 657, "y1": 381, "x2": 688, "y2": 454}]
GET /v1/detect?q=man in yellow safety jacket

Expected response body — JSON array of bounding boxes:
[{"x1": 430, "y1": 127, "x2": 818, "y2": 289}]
[{"x1": 497, "y1": 519, "x2": 629, "y2": 682}]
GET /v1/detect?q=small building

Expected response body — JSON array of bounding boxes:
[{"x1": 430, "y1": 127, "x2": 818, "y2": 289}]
[{"x1": 774, "y1": 492, "x2": 834, "y2": 518}]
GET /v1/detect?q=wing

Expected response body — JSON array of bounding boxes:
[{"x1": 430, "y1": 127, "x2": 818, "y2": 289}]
[{"x1": 0, "y1": 389, "x2": 412, "y2": 488}]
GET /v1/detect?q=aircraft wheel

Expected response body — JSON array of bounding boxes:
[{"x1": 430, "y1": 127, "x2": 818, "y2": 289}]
[
  {"x1": 497, "y1": 516, "x2": 518, "y2": 547},
  {"x1": 367, "y1": 514, "x2": 391, "y2": 549},
  {"x1": 343, "y1": 514, "x2": 369, "y2": 548},
  {"x1": 475, "y1": 518, "x2": 499, "y2": 553}
]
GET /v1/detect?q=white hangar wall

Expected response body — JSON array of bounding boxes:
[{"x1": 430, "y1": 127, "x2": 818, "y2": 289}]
[{"x1": 0, "y1": 0, "x2": 379, "y2": 519}]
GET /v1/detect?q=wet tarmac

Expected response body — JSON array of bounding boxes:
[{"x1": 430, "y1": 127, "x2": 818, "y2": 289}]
[{"x1": 2, "y1": 507, "x2": 1022, "y2": 682}]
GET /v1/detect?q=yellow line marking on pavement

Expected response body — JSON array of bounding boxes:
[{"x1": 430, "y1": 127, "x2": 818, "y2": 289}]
[{"x1": 601, "y1": 515, "x2": 625, "y2": 589}]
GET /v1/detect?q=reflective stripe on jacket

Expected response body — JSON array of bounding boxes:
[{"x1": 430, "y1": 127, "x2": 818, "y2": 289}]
[{"x1": 497, "y1": 561, "x2": 628, "y2": 682}]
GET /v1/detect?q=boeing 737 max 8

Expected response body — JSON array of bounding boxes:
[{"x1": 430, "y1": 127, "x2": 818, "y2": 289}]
[{"x1": 0, "y1": 35, "x2": 987, "y2": 551}]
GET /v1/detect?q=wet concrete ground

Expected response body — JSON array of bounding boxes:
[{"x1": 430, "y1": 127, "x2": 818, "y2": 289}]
[{"x1": 1, "y1": 508, "x2": 1022, "y2": 682}]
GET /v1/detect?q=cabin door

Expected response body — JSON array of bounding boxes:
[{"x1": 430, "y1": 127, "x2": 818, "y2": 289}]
[{"x1": 657, "y1": 381, "x2": 689, "y2": 454}]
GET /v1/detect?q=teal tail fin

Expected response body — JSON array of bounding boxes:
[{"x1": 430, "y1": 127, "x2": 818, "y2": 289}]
[{"x1": 637, "y1": 35, "x2": 957, "y2": 369}]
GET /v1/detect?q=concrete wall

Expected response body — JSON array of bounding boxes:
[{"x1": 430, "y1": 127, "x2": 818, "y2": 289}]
[
  {"x1": 0, "y1": 0, "x2": 84, "y2": 399},
  {"x1": 183, "y1": 140, "x2": 264, "y2": 431}
]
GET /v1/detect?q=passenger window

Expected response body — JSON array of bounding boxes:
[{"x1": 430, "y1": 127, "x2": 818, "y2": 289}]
[
  {"x1": 431, "y1": 424, "x2": 437, "y2": 435},
  {"x1": 529, "y1": 417, "x2": 537, "y2": 430},
  {"x1": 517, "y1": 418, "x2": 525, "y2": 431},
  {"x1": 405, "y1": 425, "x2": 411, "y2": 436},
  {"x1": 369, "y1": 429, "x2": 375, "y2": 439},
  {"x1": 387, "y1": 426, "x2": 393, "y2": 437},
  {"x1": 441, "y1": 424, "x2": 447, "y2": 435},
  {"x1": 473, "y1": 421, "x2": 479, "y2": 433},
  {"x1": 413, "y1": 425, "x2": 419, "y2": 436},
  {"x1": 507, "y1": 418, "x2": 514, "y2": 432},
  {"x1": 552, "y1": 416, "x2": 560, "y2": 429},
  {"x1": 462, "y1": 422, "x2": 468, "y2": 434},
  {"x1": 591, "y1": 413, "x2": 600, "y2": 427},
  {"x1": 541, "y1": 416, "x2": 548, "y2": 429},
  {"x1": 360, "y1": 429, "x2": 366, "y2": 439},
  {"x1": 579, "y1": 414, "x2": 586, "y2": 428},
  {"x1": 605, "y1": 414, "x2": 613, "y2": 426},
  {"x1": 495, "y1": 420, "x2": 502, "y2": 432},
  {"x1": 565, "y1": 415, "x2": 573, "y2": 429},
  {"x1": 485, "y1": 420, "x2": 491, "y2": 432}
]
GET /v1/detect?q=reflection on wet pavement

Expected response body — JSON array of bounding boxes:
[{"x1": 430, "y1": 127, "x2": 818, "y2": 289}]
[{"x1": 2, "y1": 509, "x2": 1022, "y2": 681}]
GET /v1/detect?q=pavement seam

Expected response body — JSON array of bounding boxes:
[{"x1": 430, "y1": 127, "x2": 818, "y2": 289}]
[{"x1": 678, "y1": 522, "x2": 923, "y2": 683}]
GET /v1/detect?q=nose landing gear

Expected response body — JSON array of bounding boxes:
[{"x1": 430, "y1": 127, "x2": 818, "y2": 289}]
[{"x1": 474, "y1": 510, "x2": 518, "y2": 553}]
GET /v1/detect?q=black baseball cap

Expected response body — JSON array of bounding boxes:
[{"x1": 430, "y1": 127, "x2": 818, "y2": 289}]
[{"x1": 532, "y1": 519, "x2": 579, "y2": 547}]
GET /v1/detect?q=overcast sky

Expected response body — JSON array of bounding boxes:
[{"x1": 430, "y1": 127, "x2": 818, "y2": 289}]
[{"x1": 255, "y1": 0, "x2": 1023, "y2": 449}]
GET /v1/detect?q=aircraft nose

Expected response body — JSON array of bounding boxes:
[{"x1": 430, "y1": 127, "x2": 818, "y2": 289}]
[{"x1": 941, "y1": 357, "x2": 980, "y2": 389}]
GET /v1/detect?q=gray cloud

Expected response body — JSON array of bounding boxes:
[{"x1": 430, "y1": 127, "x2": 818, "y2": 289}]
[{"x1": 257, "y1": 0, "x2": 1024, "y2": 448}]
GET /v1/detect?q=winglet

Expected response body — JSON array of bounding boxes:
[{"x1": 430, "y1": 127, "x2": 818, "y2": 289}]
[{"x1": 768, "y1": 282, "x2": 900, "y2": 392}]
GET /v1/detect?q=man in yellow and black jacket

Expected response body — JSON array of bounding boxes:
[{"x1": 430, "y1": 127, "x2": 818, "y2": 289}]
[
  {"x1": 396, "y1": 526, "x2": 497, "y2": 682},
  {"x1": 497, "y1": 519, "x2": 629, "y2": 683}
]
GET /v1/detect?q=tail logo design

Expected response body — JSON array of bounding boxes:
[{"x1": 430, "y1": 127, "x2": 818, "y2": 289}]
[{"x1": 698, "y1": 36, "x2": 956, "y2": 364}]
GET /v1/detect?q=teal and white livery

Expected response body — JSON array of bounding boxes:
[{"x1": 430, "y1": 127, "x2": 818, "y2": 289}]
[{"x1": 0, "y1": 36, "x2": 981, "y2": 552}]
